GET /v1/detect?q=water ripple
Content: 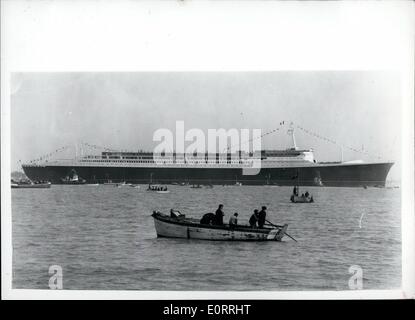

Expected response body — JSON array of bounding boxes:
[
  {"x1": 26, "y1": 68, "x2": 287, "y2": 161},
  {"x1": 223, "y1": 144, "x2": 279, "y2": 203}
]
[{"x1": 12, "y1": 185, "x2": 401, "y2": 290}]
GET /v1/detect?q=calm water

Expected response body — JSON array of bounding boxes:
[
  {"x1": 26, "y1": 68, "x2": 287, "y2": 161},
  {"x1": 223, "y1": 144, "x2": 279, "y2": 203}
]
[{"x1": 12, "y1": 185, "x2": 401, "y2": 290}]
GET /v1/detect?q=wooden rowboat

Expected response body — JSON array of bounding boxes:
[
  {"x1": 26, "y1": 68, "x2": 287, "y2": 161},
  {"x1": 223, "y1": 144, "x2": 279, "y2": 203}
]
[{"x1": 151, "y1": 211, "x2": 288, "y2": 241}]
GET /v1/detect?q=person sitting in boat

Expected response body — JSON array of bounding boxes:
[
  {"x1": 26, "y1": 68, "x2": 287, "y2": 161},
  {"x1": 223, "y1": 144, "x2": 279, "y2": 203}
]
[
  {"x1": 200, "y1": 212, "x2": 216, "y2": 225},
  {"x1": 214, "y1": 204, "x2": 225, "y2": 225},
  {"x1": 305, "y1": 191, "x2": 310, "y2": 198},
  {"x1": 229, "y1": 213, "x2": 238, "y2": 229},
  {"x1": 249, "y1": 209, "x2": 259, "y2": 228},
  {"x1": 258, "y1": 206, "x2": 267, "y2": 228}
]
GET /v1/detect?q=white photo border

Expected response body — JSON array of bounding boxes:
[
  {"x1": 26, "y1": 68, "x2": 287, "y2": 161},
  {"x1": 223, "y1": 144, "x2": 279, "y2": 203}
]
[{"x1": 1, "y1": 0, "x2": 414, "y2": 300}]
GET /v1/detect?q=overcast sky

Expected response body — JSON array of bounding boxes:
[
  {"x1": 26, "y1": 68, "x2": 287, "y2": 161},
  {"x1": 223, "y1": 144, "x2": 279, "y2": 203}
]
[{"x1": 11, "y1": 71, "x2": 401, "y2": 180}]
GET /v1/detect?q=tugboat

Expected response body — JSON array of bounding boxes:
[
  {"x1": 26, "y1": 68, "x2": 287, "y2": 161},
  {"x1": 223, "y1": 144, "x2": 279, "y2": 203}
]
[{"x1": 61, "y1": 170, "x2": 86, "y2": 185}]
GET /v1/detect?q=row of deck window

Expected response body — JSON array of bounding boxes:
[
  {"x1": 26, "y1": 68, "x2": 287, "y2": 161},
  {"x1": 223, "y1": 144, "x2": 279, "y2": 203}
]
[{"x1": 79, "y1": 159, "x2": 310, "y2": 165}]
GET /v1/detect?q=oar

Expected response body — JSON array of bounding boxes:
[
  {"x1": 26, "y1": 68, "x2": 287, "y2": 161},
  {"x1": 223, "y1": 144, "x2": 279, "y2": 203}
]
[{"x1": 265, "y1": 219, "x2": 298, "y2": 242}]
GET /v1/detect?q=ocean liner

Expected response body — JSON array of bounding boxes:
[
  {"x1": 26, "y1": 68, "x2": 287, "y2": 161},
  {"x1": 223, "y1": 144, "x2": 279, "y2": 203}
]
[{"x1": 21, "y1": 126, "x2": 394, "y2": 187}]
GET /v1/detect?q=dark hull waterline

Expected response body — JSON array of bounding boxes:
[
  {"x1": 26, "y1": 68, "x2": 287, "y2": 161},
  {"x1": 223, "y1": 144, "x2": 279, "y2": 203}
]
[
  {"x1": 22, "y1": 162, "x2": 393, "y2": 187},
  {"x1": 11, "y1": 183, "x2": 51, "y2": 189}
]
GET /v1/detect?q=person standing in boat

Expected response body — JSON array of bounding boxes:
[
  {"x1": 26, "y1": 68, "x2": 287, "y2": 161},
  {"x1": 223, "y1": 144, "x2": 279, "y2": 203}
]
[
  {"x1": 249, "y1": 209, "x2": 259, "y2": 228},
  {"x1": 293, "y1": 186, "x2": 299, "y2": 196},
  {"x1": 258, "y1": 206, "x2": 267, "y2": 228},
  {"x1": 214, "y1": 204, "x2": 225, "y2": 225},
  {"x1": 229, "y1": 213, "x2": 238, "y2": 229}
]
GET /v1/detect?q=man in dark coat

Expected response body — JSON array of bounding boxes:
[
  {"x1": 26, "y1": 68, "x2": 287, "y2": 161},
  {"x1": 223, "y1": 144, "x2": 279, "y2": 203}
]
[
  {"x1": 214, "y1": 204, "x2": 225, "y2": 225},
  {"x1": 293, "y1": 186, "x2": 298, "y2": 196},
  {"x1": 249, "y1": 209, "x2": 259, "y2": 228},
  {"x1": 200, "y1": 212, "x2": 215, "y2": 225},
  {"x1": 258, "y1": 206, "x2": 267, "y2": 228}
]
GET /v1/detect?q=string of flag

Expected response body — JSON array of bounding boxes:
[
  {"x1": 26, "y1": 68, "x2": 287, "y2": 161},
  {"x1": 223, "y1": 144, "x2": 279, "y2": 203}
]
[
  {"x1": 295, "y1": 125, "x2": 383, "y2": 160},
  {"x1": 79, "y1": 141, "x2": 117, "y2": 152},
  {"x1": 29, "y1": 142, "x2": 120, "y2": 163},
  {"x1": 29, "y1": 146, "x2": 71, "y2": 163},
  {"x1": 28, "y1": 121, "x2": 382, "y2": 162},
  {"x1": 225, "y1": 121, "x2": 287, "y2": 152}
]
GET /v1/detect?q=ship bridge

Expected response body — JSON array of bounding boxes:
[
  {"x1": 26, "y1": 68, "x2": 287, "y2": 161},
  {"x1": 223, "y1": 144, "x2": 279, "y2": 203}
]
[{"x1": 263, "y1": 149, "x2": 315, "y2": 163}]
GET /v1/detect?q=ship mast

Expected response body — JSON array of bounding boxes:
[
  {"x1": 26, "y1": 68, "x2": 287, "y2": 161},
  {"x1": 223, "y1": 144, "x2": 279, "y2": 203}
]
[{"x1": 287, "y1": 124, "x2": 298, "y2": 150}]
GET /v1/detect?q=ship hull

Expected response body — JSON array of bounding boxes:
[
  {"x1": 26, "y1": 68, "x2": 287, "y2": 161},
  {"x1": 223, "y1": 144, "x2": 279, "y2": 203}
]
[{"x1": 22, "y1": 162, "x2": 394, "y2": 187}]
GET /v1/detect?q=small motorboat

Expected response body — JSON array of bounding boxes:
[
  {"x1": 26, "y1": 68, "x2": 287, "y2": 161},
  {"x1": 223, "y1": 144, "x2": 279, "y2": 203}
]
[
  {"x1": 290, "y1": 194, "x2": 314, "y2": 203},
  {"x1": 151, "y1": 211, "x2": 288, "y2": 241},
  {"x1": 290, "y1": 186, "x2": 314, "y2": 203},
  {"x1": 147, "y1": 184, "x2": 169, "y2": 193}
]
